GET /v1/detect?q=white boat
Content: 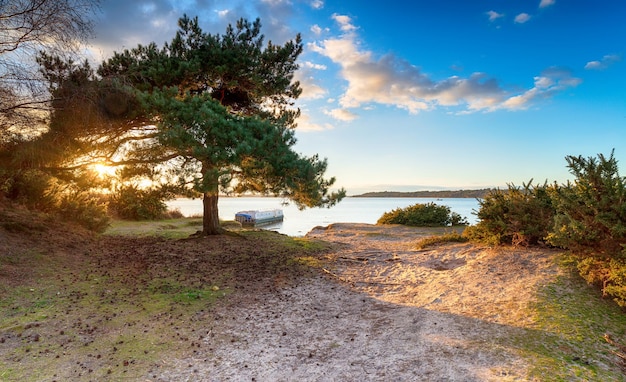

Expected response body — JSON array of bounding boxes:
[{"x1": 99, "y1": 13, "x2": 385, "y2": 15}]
[{"x1": 235, "y1": 209, "x2": 284, "y2": 226}]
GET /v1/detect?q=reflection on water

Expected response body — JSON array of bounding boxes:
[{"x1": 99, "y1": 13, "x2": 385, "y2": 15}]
[{"x1": 166, "y1": 197, "x2": 480, "y2": 237}]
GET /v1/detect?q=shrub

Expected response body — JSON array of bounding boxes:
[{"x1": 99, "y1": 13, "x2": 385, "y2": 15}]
[
  {"x1": 547, "y1": 150, "x2": 626, "y2": 306},
  {"x1": 415, "y1": 232, "x2": 469, "y2": 249},
  {"x1": 464, "y1": 181, "x2": 555, "y2": 246},
  {"x1": 166, "y1": 208, "x2": 185, "y2": 219},
  {"x1": 108, "y1": 185, "x2": 170, "y2": 220},
  {"x1": 1, "y1": 169, "x2": 58, "y2": 211},
  {"x1": 57, "y1": 191, "x2": 110, "y2": 232},
  {"x1": 377, "y1": 202, "x2": 468, "y2": 227},
  {"x1": 547, "y1": 151, "x2": 626, "y2": 255},
  {"x1": 0, "y1": 169, "x2": 111, "y2": 232}
]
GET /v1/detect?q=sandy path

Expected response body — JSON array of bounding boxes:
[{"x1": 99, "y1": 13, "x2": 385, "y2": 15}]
[{"x1": 155, "y1": 223, "x2": 563, "y2": 381}]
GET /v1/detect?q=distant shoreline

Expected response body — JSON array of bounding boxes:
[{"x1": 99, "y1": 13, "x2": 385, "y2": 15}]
[{"x1": 351, "y1": 189, "x2": 491, "y2": 198}]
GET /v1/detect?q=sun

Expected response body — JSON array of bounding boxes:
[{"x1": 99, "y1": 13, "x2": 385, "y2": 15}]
[{"x1": 92, "y1": 163, "x2": 117, "y2": 178}]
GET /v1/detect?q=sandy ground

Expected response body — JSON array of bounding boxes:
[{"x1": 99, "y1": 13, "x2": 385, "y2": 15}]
[{"x1": 155, "y1": 223, "x2": 564, "y2": 381}]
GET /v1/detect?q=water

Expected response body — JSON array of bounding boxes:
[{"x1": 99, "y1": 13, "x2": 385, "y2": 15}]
[{"x1": 167, "y1": 197, "x2": 481, "y2": 237}]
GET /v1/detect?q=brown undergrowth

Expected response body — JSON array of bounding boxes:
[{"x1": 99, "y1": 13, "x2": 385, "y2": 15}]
[{"x1": 0, "y1": 203, "x2": 328, "y2": 381}]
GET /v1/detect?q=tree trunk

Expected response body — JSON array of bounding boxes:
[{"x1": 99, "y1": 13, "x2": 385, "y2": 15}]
[{"x1": 202, "y1": 192, "x2": 222, "y2": 235}]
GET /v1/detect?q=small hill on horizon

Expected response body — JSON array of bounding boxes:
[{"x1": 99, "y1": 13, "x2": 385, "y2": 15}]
[{"x1": 352, "y1": 189, "x2": 491, "y2": 198}]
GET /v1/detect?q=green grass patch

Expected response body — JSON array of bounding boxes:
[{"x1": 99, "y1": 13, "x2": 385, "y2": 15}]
[
  {"x1": 414, "y1": 232, "x2": 469, "y2": 249},
  {"x1": 0, "y1": 259, "x2": 228, "y2": 381},
  {"x1": 104, "y1": 217, "x2": 205, "y2": 238},
  {"x1": 103, "y1": 217, "x2": 248, "y2": 238},
  {"x1": 0, "y1": 221, "x2": 330, "y2": 381},
  {"x1": 508, "y1": 256, "x2": 626, "y2": 381}
]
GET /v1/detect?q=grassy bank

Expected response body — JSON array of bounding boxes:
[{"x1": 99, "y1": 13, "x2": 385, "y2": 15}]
[
  {"x1": 1, "y1": 213, "x2": 626, "y2": 380},
  {"x1": 513, "y1": 255, "x2": 626, "y2": 381},
  {"x1": 0, "y1": 216, "x2": 329, "y2": 381}
]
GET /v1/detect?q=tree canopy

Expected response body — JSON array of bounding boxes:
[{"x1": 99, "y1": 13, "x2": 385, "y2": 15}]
[
  {"x1": 97, "y1": 16, "x2": 345, "y2": 234},
  {"x1": 0, "y1": 0, "x2": 100, "y2": 141}
]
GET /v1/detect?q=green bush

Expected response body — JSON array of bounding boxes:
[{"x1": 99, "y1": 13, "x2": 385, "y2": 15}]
[
  {"x1": 108, "y1": 185, "x2": 170, "y2": 220},
  {"x1": 57, "y1": 191, "x2": 110, "y2": 233},
  {"x1": 466, "y1": 151, "x2": 626, "y2": 307},
  {"x1": 1, "y1": 169, "x2": 58, "y2": 211},
  {"x1": 463, "y1": 182, "x2": 555, "y2": 246},
  {"x1": 377, "y1": 202, "x2": 468, "y2": 227},
  {"x1": 547, "y1": 151, "x2": 626, "y2": 255},
  {"x1": 547, "y1": 151, "x2": 626, "y2": 306}
]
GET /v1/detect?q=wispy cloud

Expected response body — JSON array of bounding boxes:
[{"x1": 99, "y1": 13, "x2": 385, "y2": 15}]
[
  {"x1": 309, "y1": 15, "x2": 581, "y2": 116},
  {"x1": 514, "y1": 13, "x2": 531, "y2": 24},
  {"x1": 501, "y1": 67, "x2": 581, "y2": 110},
  {"x1": 324, "y1": 108, "x2": 358, "y2": 121},
  {"x1": 302, "y1": 61, "x2": 327, "y2": 70},
  {"x1": 486, "y1": 10, "x2": 504, "y2": 22},
  {"x1": 294, "y1": 69, "x2": 327, "y2": 100},
  {"x1": 296, "y1": 113, "x2": 334, "y2": 131},
  {"x1": 539, "y1": 0, "x2": 555, "y2": 8},
  {"x1": 332, "y1": 14, "x2": 358, "y2": 32},
  {"x1": 310, "y1": 0, "x2": 324, "y2": 9},
  {"x1": 584, "y1": 54, "x2": 622, "y2": 70},
  {"x1": 311, "y1": 24, "x2": 322, "y2": 36}
]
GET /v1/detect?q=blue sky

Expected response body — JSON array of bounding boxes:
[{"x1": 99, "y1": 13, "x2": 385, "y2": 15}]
[{"x1": 89, "y1": 0, "x2": 626, "y2": 195}]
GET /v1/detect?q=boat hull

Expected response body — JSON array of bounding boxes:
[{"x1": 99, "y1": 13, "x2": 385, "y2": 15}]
[{"x1": 235, "y1": 209, "x2": 284, "y2": 227}]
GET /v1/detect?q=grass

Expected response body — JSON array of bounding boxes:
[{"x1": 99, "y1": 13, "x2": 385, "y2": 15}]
[
  {"x1": 0, "y1": 213, "x2": 334, "y2": 381},
  {"x1": 3, "y1": 212, "x2": 626, "y2": 380},
  {"x1": 414, "y1": 231, "x2": 469, "y2": 249},
  {"x1": 104, "y1": 217, "x2": 248, "y2": 239},
  {"x1": 507, "y1": 255, "x2": 626, "y2": 381},
  {"x1": 103, "y1": 217, "x2": 205, "y2": 238},
  {"x1": 0, "y1": 215, "x2": 330, "y2": 381},
  {"x1": 0, "y1": 259, "x2": 228, "y2": 381}
]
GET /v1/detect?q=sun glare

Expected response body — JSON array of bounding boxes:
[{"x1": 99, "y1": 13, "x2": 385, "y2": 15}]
[{"x1": 92, "y1": 163, "x2": 117, "y2": 178}]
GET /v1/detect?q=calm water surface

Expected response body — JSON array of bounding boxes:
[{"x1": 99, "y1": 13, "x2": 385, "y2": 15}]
[{"x1": 167, "y1": 197, "x2": 481, "y2": 237}]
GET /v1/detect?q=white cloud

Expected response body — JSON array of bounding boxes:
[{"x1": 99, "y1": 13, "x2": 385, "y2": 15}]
[
  {"x1": 539, "y1": 0, "x2": 555, "y2": 8},
  {"x1": 302, "y1": 61, "x2": 327, "y2": 70},
  {"x1": 261, "y1": 0, "x2": 289, "y2": 5},
  {"x1": 309, "y1": 20, "x2": 506, "y2": 114},
  {"x1": 486, "y1": 10, "x2": 504, "y2": 22},
  {"x1": 310, "y1": 0, "x2": 324, "y2": 9},
  {"x1": 501, "y1": 67, "x2": 581, "y2": 110},
  {"x1": 324, "y1": 108, "x2": 358, "y2": 121},
  {"x1": 584, "y1": 54, "x2": 621, "y2": 70},
  {"x1": 309, "y1": 18, "x2": 581, "y2": 115},
  {"x1": 331, "y1": 14, "x2": 358, "y2": 32},
  {"x1": 311, "y1": 24, "x2": 322, "y2": 35},
  {"x1": 514, "y1": 13, "x2": 531, "y2": 24},
  {"x1": 296, "y1": 113, "x2": 334, "y2": 131},
  {"x1": 294, "y1": 67, "x2": 327, "y2": 100},
  {"x1": 216, "y1": 9, "x2": 229, "y2": 18}
]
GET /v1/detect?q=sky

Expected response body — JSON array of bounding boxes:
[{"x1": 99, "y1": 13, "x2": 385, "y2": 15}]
[{"x1": 88, "y1": 0, "x2": 626, "y2": 195}]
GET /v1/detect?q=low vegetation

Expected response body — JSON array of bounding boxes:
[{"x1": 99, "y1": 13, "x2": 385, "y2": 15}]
[
  {"x1": 0, "y1": 206, "x2": 330, "y2": 380},
  {"x1": 414, "y1": 231, "x2": 468, "y2": 250},
  {"x1": 513, "y1": 256, "x2": 626, "y2": 381},
  {"x1": 464, "y1": 151, "x2": 626, "y2": 308},
  {"x1": 377, "y1": 202, "x2": 468, "y2": 227},
  {"x1": 355, "y1": 189, "x2": 491, "y2": 198},
  {"x1": 376, "y1": 151, "x2": 626, "y2": 309}
]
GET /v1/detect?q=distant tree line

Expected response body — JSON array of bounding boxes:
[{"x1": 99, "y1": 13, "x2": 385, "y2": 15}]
[{"x1": 354, "y1": 189, "x2": 492, "y2": 199}]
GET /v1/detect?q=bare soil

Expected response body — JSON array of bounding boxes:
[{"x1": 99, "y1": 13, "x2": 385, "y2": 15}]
[
  {"x1": 1, "y1": 205, "x2": 625, "y2": 381},
  {"x1": 156, "y1": 223, "x2": 560, "y2": 381}
]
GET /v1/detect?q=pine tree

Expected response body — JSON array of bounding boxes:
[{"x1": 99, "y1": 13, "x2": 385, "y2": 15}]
[{"x1": 99, "y1": 16, "x2": 345, "y2": 234}]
